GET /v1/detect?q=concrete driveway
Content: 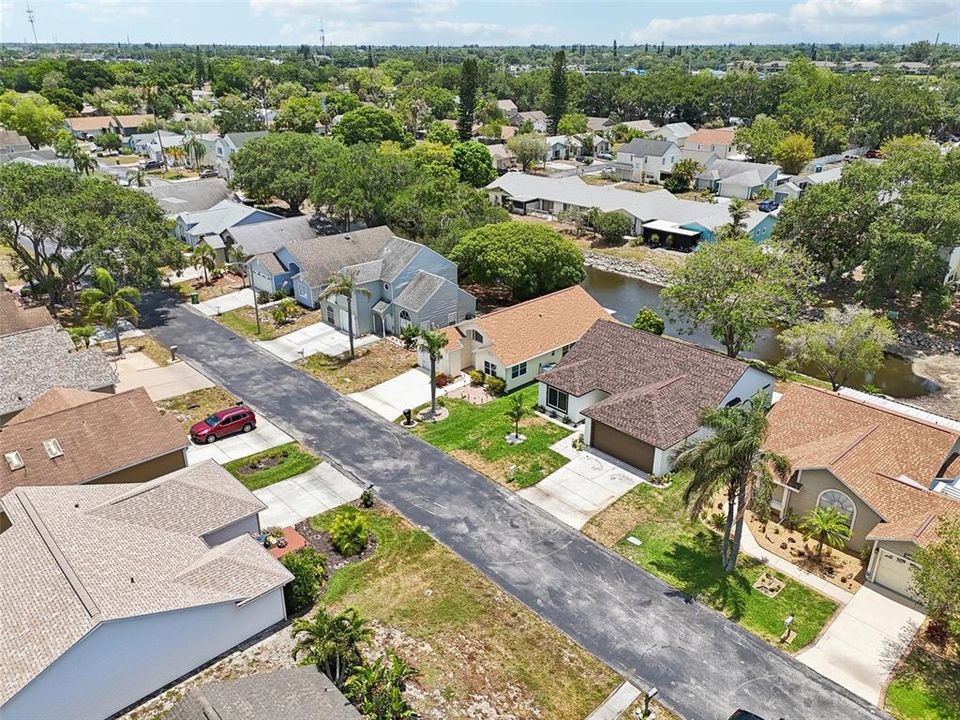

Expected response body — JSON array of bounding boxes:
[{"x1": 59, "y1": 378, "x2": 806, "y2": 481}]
[
  {"x1": 348, "y1": 368, "x2": 432, "y2": 421},
  {"x1": 113, "y1": 352, "x2": 214, "y2": 401},
  {"x1": 186, "y1": 416, "x2": 293, "y2": 465},
  {"x1": 797, "y1": 585, "x2": 924, "y2": 705},
  {"x1": 256, "y1": 322, "x2": 378, "y2": 362},
  {"x1": 254, "y1": 463, "x2": 362, "y2": 528},
  {"x1": 193, "y1": 288, "x2": 254, "y2": 317},
  {"x1": 518, "y1": 444, "x2": 646, "y2": 529}
]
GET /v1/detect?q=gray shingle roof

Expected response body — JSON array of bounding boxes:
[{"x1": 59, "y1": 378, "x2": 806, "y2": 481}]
[
  {"x1": 166, "y1": 667, "x2": 362, "y2": 720},
  {"x1": 392, "y1": 271, "x2": 447, "y2": 312},
  {"x1": 537, "y1": 321, "x2": 749, "y2": 448},
  {"x1": 0, "y1": 460, "x2": 289, "y2": 706},
  {"x1": 225, "y1": 131, "x2": 267, "y2": 149},
  {"x1": 178, "y1": 200, "x2": 281, "y2": 238},
  {"x1": 141, "y1": 178, "x2": 231, "y2": 215},
  {"x1": 0, "y1": 325, "x2": 117, "y2": 418},
  {"x1": 285, "y1": 226, "x2": 401, "y2": 289},
  {"x1": 696, "y1": 158, "x2": 779, "y2": 184},
  {"x1": 619, "y1": 138, "x2": 676, "y2": 157},
  {"x1": 226, "y1": 216, "x2": 320, "y2": 256}
]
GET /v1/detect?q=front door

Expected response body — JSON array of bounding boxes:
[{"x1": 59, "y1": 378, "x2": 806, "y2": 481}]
[{"x1": 326, "y1": 305, "x2": 335, "y2": 325}]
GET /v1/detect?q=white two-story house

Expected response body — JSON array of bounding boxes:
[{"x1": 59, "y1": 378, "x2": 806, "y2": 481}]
[{"x1": 615, "y1": 138, "x2": 683, "y2": 183}]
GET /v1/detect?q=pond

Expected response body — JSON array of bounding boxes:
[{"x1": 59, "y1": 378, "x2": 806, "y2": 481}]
[{"x1": 581, "y1": 266, "x2": 937, "y2": 399}]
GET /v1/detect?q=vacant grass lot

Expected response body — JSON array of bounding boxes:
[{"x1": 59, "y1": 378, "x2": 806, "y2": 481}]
[
  {"x1": 224, "y1": 442, "x2": 321, "y2": 491},
  {"x1": 585, "y1": 478, "x2": 837, "y2": 649},
  {"x1": 886, "y1": 643, "x2": 960, "y2": 720},
  {"x1": 298, "y1": 341, "x2": 417, "y2": 393},
  {"x1": 157, "y1": 386, "x2": 239, "y2": 432},
  {"x1": 310, "y1": 507, "x2": 619, "y2": 719},
  {"x1": 411, "y1": 385, "x2": 571, "y2": 488},
  {"x1": 217, "y1": 305, "x2": 324, "y2": 342}
]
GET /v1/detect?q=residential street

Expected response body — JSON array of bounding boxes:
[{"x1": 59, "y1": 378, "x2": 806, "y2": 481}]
[{"x1": 142, "y1": 294, "x2": 889, "y2": 720}]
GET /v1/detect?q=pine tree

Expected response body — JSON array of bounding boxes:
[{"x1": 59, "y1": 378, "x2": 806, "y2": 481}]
[
  {"x1": 613, "y1": 39, "x2": 618, "y2": 58},
  {"x1": 548, "y1": 50, "x2": 567, "y2": 134},
  {"x1": 194, "y1": 46, "x2": 205, "y2": 85},
  {"x1": 457, "y1": 57, "x2": 479, "y2": 142}
]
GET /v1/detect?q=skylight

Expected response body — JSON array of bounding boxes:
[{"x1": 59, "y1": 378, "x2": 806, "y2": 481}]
[{"x1": 4, "y1": 451, "x2": 24, "y2": 471}]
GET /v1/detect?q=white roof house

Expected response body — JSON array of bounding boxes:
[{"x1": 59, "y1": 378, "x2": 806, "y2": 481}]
[
  {"x1": 174, "y1": 199, "x2": 282, "y2": 247},
  {"x1": 0, "y1": 461, "x2": 291, "y2": 720}
]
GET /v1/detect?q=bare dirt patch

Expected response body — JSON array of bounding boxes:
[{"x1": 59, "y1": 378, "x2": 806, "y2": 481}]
[{"x1": 904, "y1": 353, "x2": 960, "y2": 421}]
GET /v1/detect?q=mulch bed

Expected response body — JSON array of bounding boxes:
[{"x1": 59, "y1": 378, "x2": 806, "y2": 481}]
[{"x1": 295, "y1": 512, "x2": 378, "y2": 573}]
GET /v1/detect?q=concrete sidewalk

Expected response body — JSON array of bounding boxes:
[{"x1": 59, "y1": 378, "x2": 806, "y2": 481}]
[
  {"x1": 193, "y1": 288, "x2": 254, "y2": 317},
  {"x1": 254, "y1": 464, "x2": 362, "y2": 528},
  {"x1": 585, "y1": 681, "x2": 642, "y2": 720},
  {"x1": 257, "y1": 323, "x2": 377, "y2": 362}
]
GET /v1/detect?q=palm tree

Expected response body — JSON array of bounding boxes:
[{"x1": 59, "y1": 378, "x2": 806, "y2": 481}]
[
  {"x1": 71, "y1": 149, "x2": 96, "y2": 175},
  {"x1": 191, "y1": 242, "x2": 217, "y2": 285},
  {"x1": 413, "y1": 327, "x2": 448, "y2": 418},
  {"x1": 165, "y1": 145, "x2": 187, "y2": 168},
  {"x1": 227, "y1": 245, "x2": 252, "y2": 286},
  {"x1": 800, "y1": 506, "x2": 850, "y2": 559},
  {"x1": 79, "y1": 267, "x2": 141, "y2": 355},
  {"x1": 344, "y1": 651, "x2": 419, "y2": 718},
  {"x1": 251, "y1": 75, "x2": 273, "y2": 126},
  {"x1": 318, "y1": 270, "x2": 371, "y2": 359},
  {"x1": 291, "y1": 607, "x2": 371, "y2": 688},
  {"x1": 183, "y1": 135, "x2": 206, "y2": 170},
  {"x1": 672, "y1": 396, "x2": 790, "y2": 573},
  {"x1": 505, "y1": 393, "x2": 527, "y2": 441}
]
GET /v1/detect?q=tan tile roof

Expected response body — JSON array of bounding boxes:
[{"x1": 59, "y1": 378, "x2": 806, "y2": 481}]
[
  {"x1": 538, "y1": 320, "x2": 752, "y2": 448},
  {"x1": 765, "y1": 384, "x2": 960, "y2": 546},
  {"x1": 0, "y1": 461, "x2": 287, "y2": 706},
  {"x1": 686, "y1": 127, "x2": 736, "y2": 147},
  {"x1": 113, "y1": 114, "x2": 154, "y2": 128},
  {"x1": 0, "y1": 294, "x2": 55, "y2": 338},
  {"x1": 64, "y1": 116, "x2": 113, "y2": 131},
  {"x1": 0, "y1": 387, "x2": 187, "y2": 495},
  {"x1": 470, "y1": 285, "x2": 613, "y2": 367}
]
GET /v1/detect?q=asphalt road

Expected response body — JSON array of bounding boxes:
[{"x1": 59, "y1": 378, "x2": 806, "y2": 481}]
[{"x1": 143, "y1": 294, "x2": 889, "y2": 720}]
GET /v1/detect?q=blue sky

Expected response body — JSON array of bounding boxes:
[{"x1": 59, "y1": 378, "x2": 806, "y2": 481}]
[{"x1": 1, "y1": 1, "x2": 958, "y2": 47}]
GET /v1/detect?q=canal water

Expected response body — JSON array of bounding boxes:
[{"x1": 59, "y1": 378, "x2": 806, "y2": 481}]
[{"x1": 581, "y1": 266, "x2": 936, "y2": 398}]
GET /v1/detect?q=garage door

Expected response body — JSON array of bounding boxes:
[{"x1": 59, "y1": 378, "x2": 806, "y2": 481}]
[
  {"x1": 590, "y1": 422, "x2": 656, "y2": 473},
  {"x1": 874, "y1": 550, "x2": 922, "y2": 602}
]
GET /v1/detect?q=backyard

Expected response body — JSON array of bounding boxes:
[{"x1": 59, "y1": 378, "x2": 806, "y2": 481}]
[
  {"x1": 223, "y1": 442, "x2": 321, "y2": 491},
  {"x1": 310, "y1": 506, "x2": 620, "y2": 719},
  {"x1": 584, "y1": 478, "x2": 838, "y2": 649},
  {"x1": 156, "y1": 386, "x2": 239, "y2": 431},
  {"x1": 410, "y1": 385, "x2": 571, "y2": 488},
  {"x1": 886, "y1": 638, "x2": 960, "y2": 720},
  {"x1": 297, "y1": 341, "x2": 417, "y2": 393}
]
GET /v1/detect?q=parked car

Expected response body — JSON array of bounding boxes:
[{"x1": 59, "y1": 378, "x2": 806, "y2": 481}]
[
  {"x1": 190, "y1": 405, "x2": 257, "y2": 444},
  {"x1": 758, "y1": 199, "x2": 779, "y2": 212},
  {"x1": 140, "y1": 159, "x2": 162, "y2": 170},
  {"x1": 596, "y1": 152, "x2": 614, "y2": 160},
  {"x1": 198, "y1": 168, "x2": 218, "y2": 178}
]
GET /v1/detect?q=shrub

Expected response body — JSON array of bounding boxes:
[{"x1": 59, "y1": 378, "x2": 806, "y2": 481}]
[
  {"x1": 257, "y1": 290, "x2": 271, "y2": 304},
  {"x1": 709, "y1": 512, "x2": 726, "y2": 532},
  {"x1": 632, "y1": 307, "x2": 665, "y2": 335},
  {"x1": 329, "y1": 508, "x2": 370, "y2": 556},
  {"x1": 399, "y1": 323, "x2": 420, "y2": 350},
  {"x1": 435, "y1": 373, "x2": 450, "y2": 388},
  {"x1": 468, "y1": 369, "x2": 485, "y2": 386},
  {"x1": 359, "y1": 489, "x2": 374, "y2": 508},
  {"x1": 272, "y1": 289, "x2": 286, "y2": 301},
  {"x1": 280, "y1": 547, "x2": 327, "y2": 615},
  {"x1": 484, "y1": 376, "x2": 506, "y2": 396}
]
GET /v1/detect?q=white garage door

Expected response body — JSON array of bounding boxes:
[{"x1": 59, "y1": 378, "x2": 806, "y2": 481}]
[{"x1": 875, "y1": 550, "x2": 921, "y2": 602}]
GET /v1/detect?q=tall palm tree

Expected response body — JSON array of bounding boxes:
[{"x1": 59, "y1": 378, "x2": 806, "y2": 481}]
[
  {"x1": 80, "y1": 267, "x2": 141, "y2": 355},
  {"x1": 227, "y1": 245, "x2": 252, "y2": 286},
  {"x1": 251, "y1": 75, "x2": 273, "y2": 126},
  {"x1": 191, "y1": 242, "x2": 217, "y2": 285},
  {"x1": 165, "y1": 145, "x2": 187, "y2": 168},
  {"x1": 414, "y1": 327, "x2": 448, "y2": 418},
  {"x1": 318, "y1": 270, "x2": 371, "y2": 359},
  {"x1": 183, "y1": 135, "x2": 206, "y2": 170},
  {"x1": 291, "y1": 607, "x2": 371, "y2": 688},
  {"x1": 71, "y1": 149, "x2": 96, "y2": 175},
  {"x1": 672, "y1": 396, "x2": 790, "y2": 573},
  {"x1": 800, "y1": 506, "x2": 850, "y2": 559}
]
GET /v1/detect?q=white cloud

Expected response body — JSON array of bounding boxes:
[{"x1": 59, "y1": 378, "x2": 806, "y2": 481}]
[
  {"x1": 631, "y1": 12, "x2": 779, "y2": 45},
  {"x1": 64, "y1": 0, "x2": 149, "y2": 21}
]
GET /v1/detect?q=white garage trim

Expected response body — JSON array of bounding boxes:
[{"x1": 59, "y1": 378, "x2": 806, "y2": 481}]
[{"x1": 873, "y1": 547, "x2": 921, "y2": 602}]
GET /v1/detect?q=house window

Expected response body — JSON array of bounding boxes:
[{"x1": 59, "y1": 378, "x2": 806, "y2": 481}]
[
  {"x1": 483, "y1": 361, "x2": 498, "y2": 377},
  {"x1": 447, "y1": 313, "x2": 457, "y2": 326},
  {"x1": 473, "y1": 330, "x2": 484, "y2": 343},
  {"x1": 725, "y1": 397, "x2": 742, "y2": 408},
  {"x1": 561, "y1": 343, "x2": 574, "y2": 356},
  {"x1": 399, "y1": 310, "x2": 411, "y2": 320},
  {"x1": 510, "y1": 362, "x2": 527, "y2": 379},
  {"x1": 546, "y1": 386, "x2": 568, "y2": 413},
  {"x1": 817, "y1": 489, "x2": 856, "y2": 532}
]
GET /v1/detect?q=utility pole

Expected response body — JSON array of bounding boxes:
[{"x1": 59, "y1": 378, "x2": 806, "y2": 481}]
[
  {"x1": 249, "y1": 260, "x2": 262, "y2": 336},
  {"x1": 25, "y1": 1, "x2": 38, "y2": 45}
]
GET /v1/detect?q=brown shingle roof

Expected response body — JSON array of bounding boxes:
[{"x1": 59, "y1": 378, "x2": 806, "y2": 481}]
[
  {"x1": 470, "y1": 285, "x2": 613, "y2": 367},
  {"x1": 113, "y1": 114, "x2": 154, "y2": 128},
  {"x1": 686, "y1": 127, "x2": 736, "y2": 146},
  {"x1": 0, "y1": 387, "x2": 187, "y2": 495},
  {"x1": 64, "y1": 116, "x2": 113, "y2": 131},
  {"x1": 765, "y1": 384, "x2": 960, "y2": 546},
  {"x1": 537, "y1": 320, "x2": 751, "y2": 448},
  {"x1": 0, "y1": 293, "x2": 55, "y2": 338}
]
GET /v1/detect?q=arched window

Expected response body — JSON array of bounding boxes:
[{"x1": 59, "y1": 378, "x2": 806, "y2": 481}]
[
  {"x1": 817, "y1": 489, "x2": 855, "y2": 532},
  {"x1": 399, "y1": 310, "x2": 410, "y2": 320}
]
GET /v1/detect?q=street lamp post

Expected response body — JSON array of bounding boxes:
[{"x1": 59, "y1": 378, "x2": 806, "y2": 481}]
[{"x1": 248, "y1": 259, "x2": 261, "y2": 336}]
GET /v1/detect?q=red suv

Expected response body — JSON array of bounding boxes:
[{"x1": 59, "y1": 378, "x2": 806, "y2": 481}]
[{"x1": 190, "y1": 405, "x2": 257, "y2": 444}]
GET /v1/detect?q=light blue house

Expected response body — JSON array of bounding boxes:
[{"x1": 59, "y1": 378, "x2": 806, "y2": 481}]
[{"x1": 174, "y1": 200, "x2": 281, "y2": 249}]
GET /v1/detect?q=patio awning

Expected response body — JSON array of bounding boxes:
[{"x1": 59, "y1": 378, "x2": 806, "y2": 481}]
[{"x1": 642, "y1": 220, "x2": 700, "y2": 237}]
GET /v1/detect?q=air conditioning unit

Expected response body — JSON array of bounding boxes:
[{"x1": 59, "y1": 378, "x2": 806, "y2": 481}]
[
  {"x1": 4, "y1": 451, "x2": 24, "y2": 471},
  {"x1": 43, "y1": 439, "x2": 63, "y2": 459}
]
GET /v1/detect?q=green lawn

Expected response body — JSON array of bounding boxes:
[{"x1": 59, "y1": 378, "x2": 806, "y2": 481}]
[
  {"x1": 886, "y1": 645, "x2": 960, "y2": 720},
  {"x1": 309, "y1": 507, "x2": 619, "y2": 719},
  {"x1": 217, "y1": 307, "x2": 277, "y2": 341},
  {"x1": 586, "y1": 479, "x2": 837, "y2": 649},
  {"x1": 223, "y1": 442, "x2": 321, "y2": 490},
  {"x1": 410, "y1": 385, "x2": 571, "y2": 488}
]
